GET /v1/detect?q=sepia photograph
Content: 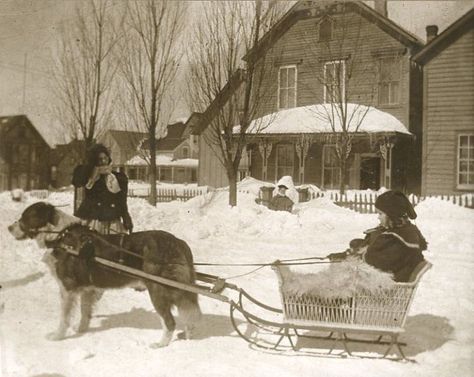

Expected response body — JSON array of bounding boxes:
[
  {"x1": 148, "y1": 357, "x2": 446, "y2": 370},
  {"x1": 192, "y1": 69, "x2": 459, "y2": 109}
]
[{"x1": 0, "y1": 0, "x2": 473, "y2": 376}]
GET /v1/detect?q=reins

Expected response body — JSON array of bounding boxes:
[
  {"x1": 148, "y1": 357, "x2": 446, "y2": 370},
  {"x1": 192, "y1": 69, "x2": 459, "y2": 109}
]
[{"x1": 37, "y1": 225, "x2": 336, "y2": 280}]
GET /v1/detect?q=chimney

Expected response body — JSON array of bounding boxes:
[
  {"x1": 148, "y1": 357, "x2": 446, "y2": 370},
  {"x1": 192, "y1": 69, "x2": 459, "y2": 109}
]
[
  {"x1": 426, "y1": 25, "x2": 439, "y2": 43},
  {"x1": 374, "y1": 0, "x2": 388, "y2": 18}
]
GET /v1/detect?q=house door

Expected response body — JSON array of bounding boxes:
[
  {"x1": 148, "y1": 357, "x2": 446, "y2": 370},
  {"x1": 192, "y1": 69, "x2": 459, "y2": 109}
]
[
  {"x1": 360, "y1": 156, "x2": 380, "y2": 190},
  {"x1": 276, "y1": 144, "x2": 294, "y2": 180}
]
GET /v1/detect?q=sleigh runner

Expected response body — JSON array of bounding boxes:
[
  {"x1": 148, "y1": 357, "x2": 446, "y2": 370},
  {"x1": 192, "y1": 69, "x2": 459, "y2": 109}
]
[{"x1": 68, "y1": 240, "x2": 431, "y2": 361}]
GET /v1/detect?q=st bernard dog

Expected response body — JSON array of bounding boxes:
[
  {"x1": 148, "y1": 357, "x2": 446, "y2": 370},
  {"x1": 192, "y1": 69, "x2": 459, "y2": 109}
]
[{"x1": 8, "y1": 202, "x2": 201, "y2": 348}]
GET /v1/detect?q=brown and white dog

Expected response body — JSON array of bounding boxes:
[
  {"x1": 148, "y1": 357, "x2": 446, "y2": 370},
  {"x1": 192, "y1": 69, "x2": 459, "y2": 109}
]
[{"x1": 8, "y1": 202, "x2": 201, "y2": 348}]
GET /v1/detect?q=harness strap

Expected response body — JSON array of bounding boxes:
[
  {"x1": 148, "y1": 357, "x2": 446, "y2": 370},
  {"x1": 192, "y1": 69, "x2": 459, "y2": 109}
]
[{"x1": 118, "y1": 234, "x2": 126, "y2": 264}]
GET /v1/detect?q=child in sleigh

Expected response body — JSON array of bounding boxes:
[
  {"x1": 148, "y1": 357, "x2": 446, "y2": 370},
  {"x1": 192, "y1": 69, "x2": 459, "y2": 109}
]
[{"x1": 279, "y1": 190, "x2": 428, "y2": 299}]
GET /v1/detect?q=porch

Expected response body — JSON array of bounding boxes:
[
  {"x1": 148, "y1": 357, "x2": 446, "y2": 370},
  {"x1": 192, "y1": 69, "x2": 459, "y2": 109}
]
[
  {"x1": 238, "y1": 104, "x2": 413, "y2": 191},
  {"x1": 124, "y1": 154, "x2": 198, "y2": 184}
]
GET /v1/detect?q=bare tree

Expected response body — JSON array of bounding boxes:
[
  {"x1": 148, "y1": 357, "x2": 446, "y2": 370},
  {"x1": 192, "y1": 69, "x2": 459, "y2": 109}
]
[
  {"x1": 117, "y1": 0, "x2": 186, "y2": 206},
  {"x1": 51, "y1": 0, "x2": 122, "y2": 157},
  {"x1": 187, "y1": 0, "x2": 288, "y2": 206},
  {"x1": 303, "y1": 5, "x2": 378, "y2": 194}
]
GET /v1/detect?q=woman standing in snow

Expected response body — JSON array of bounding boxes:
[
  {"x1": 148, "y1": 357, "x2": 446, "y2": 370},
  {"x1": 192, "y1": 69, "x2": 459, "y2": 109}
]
[
  {"x1": 329, "y1": 190, "x2": 427, "y2": 282},
  {"x1": 72, "y1": 143, "x2": 133, "y2": 235}
]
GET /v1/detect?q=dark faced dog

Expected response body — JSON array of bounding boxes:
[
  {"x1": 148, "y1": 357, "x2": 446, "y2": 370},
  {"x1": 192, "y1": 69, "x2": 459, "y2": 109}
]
[{"x1": 8, "y1": 202, "x2": 201, "y2": 348}]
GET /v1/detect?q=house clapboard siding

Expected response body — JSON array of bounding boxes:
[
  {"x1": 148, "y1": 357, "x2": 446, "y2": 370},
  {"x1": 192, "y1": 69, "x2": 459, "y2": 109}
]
[
  {"x1": 198, "y1": 128, "x2": 228, "y2": 187},
  {"x1": 257, "y1": 12, "x2": 413, "y2": 129},
  {"x1": 421, "y1": 28, "x2": 474, "y2": 195},
  {"x1": 194, "y1": 1, "x2": 424, "y2": 192}
]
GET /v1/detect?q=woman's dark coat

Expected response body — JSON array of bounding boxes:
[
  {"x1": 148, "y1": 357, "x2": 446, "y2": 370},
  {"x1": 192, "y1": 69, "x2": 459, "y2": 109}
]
[{"x1": 72, "y1": 165, "x2": 131, "y2": 224}]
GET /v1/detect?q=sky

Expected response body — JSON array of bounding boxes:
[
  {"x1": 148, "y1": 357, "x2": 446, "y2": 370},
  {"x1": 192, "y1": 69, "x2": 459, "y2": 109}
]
[{"x1": 0, "y1": 0, "x2": 473, "y2": 146}]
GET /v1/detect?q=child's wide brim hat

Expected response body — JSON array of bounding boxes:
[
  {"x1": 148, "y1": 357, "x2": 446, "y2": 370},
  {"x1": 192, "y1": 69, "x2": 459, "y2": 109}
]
[{"x1": 375, "y1": 190, "x2": 417, "y2": 220}]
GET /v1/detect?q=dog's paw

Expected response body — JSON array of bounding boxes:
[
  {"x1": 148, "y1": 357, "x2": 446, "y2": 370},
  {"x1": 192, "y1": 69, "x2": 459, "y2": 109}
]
[
  {"x1": 177, "y1": 331, "x2": 187, "y2": 340},
  {"x1": 46, "y1": 331, "x2": 65, "y2": 341},
  {"x1": 149, "y1": 341, "x2": 170, "y2": 349},
  {"x1": 76, "y1": 323, "x2": 89, "y2": 333},
  {"x1": 177, "y1": 329, "x2": 193, "y2": 340}
]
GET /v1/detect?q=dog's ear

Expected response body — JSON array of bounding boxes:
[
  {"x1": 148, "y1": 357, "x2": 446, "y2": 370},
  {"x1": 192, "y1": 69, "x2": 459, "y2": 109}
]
[{"x1": 45, "y1": 204, "x2": 60, "y2": 226}]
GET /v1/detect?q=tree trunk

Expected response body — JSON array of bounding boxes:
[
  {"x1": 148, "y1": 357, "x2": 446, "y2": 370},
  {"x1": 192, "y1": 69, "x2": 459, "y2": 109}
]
[
  {"x1": 339, "y1": 157, "x2": 346, "y2": 195},
  {"x1": 149, "y1": 129, "x2": 157, "y2": 206},
  {"x1": 228, "y1": 170, "x2": 238, "y2": 207}
]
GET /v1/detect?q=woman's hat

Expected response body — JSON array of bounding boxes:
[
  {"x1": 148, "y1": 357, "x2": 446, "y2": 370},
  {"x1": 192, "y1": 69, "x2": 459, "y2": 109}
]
[
  {"x1": 375, "y1": 190, "x2": 417, "y2": 220},
  {"x1": 278, "y1": 184, "x2": 288, "y2": 189}
]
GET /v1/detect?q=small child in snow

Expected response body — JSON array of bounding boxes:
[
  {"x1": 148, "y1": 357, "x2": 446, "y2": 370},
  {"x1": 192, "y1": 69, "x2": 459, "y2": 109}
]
[
  {"x1": 268, "y1": 176, "x2": 294, "y2": 213},
  {"x1": 328, "y1": 190, "x2": 428, "y2": 282}
]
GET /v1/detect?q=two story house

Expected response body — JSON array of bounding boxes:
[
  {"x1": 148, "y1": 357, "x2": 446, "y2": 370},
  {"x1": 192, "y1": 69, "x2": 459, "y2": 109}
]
[
  {"x1": 124, "y1": 121, "x2": 199, "y2": 184},
  {"x1": 192, "y1": 1, "x2": 424, "y2": 193},
  {"x1": 0, "y1": 115, "x2": 51, "y2": 191},
  {"x1": 413, "y1": 8, "x2": 474, "y2": 195}
]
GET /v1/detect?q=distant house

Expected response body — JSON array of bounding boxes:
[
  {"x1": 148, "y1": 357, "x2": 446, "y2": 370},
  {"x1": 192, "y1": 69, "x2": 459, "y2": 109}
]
[
  {"x1": 49, "y1": 139, "x2": 85, "y2": 189},
  {"x1": 413, "y1": 8, "x2": 474, "y2": 195},
  {"x1": 98, "y1": 130, "x2": 149, "y2": 169},
  {"x1": 0, "y1": 115, "x2": 51, "y2": 191},
  {"x1": 124, "y1": 121, "x2": 199, "y2": 183},
  {"x1": 192, "y1": 0, "x2": 425, "y2": 193}
]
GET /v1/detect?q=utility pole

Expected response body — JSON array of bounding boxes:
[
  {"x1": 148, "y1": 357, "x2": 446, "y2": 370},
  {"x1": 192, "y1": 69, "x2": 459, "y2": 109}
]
[{"x1": 22, "y1": 53, "x2": 27, "y2": 112}]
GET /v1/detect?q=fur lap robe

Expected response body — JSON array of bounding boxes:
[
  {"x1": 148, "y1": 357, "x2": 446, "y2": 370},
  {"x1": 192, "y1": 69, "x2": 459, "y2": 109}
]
[{"x1": 278, "y1": 257, "x2": 395, "y2": 299}]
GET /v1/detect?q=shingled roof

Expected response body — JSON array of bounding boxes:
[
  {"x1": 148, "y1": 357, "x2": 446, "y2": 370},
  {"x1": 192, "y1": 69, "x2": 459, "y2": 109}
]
[
  {"x1": 138, "y1": 122, "x2": 187, "y2": 151},
  {"x1": 0, "y1": 115, "x2": 50, "y2": 147},
  {"x1": 107, "y1": 130, "x2": 149, "y2": 151}
]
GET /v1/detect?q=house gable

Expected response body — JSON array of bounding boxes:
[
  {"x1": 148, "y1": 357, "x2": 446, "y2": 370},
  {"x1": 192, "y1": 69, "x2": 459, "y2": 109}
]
[
  {"x1": 0, "y1": 115, "x2": 50, "y2": 148},
  {"x1": 0, "y1": 115, "x2": 52, "y2": 190},
  {"x1": 100, "y1": 130, "x2": 148, "y2": 166},
  {"x1": 244, "y1": 1, "x2": 423, "y2": 64},
  {"x1": 413, "y1": 7, "x2": 474, "y2": 65}
]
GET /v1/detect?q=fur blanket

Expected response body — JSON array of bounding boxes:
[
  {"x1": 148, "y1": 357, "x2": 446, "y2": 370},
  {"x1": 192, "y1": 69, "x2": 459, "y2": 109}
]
[{"x1": 278, "y1": 257, "x2": 395, "y2": 299}]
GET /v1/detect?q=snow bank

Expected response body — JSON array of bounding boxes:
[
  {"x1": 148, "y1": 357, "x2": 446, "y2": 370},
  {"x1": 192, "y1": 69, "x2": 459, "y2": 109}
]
[{"x1": 1, "y1": 188, "x2": 473, "y2": 377}]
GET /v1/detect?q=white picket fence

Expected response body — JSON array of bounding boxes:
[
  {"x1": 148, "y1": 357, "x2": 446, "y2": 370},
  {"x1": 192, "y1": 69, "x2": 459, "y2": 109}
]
[
  {"x1": 310, "y1": 191, "x2": 474, "y2": 213},
  {"x1": 128, "y1": 187, "x2": 209, "y2": 202}
]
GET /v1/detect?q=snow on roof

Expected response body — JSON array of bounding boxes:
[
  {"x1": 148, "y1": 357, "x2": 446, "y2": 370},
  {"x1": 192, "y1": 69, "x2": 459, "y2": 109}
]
[
  {"x1": 126, "y1": 154, "x2": 198, "y2": 168},
  {"x1": 235, "y1": 104, "x2": 411, "y2": 135}
]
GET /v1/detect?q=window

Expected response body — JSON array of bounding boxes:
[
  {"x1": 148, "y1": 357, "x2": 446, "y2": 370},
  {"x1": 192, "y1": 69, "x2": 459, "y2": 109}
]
[
  {"x1": 276, "y1": 144, "x2": 294, "y2": 179},
  {"x1": 19, "y1": 145, "x2": 29, "y2": 164},
  {"x1": 318, "y1": 17, "x2": 333, "y2": 42},
  {"x1": 324, "y1": 60, "x2": 345, "y2": 103},
  {"x1": 182, "y1": 146, "x2": 189, "y2": 158},
  {"x1": 278, "y1": 66, "x2": 297, "y2": 109},
  {"x1": 322, "y1": 145, "x2": 340, "y2": 189},
  {"x1": 31, "y1": 147, "x2": 37, "y2": 164},
  {"x1": 458, "y1": 134, "x2": 474, "y2": 189},
  {"x1": 378, "y1": 57, "x2": 401, "y2": 105}
]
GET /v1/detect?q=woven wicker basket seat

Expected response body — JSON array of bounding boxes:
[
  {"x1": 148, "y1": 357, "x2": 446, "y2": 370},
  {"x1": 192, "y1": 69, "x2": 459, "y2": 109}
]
[{"x1": 273, "y1": 260, "x2": 432, "y2": 333}]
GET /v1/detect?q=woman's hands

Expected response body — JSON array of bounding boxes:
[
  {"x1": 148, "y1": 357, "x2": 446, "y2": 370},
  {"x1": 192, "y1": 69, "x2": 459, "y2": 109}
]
[{"x1": 86, "y1": 165, "x2": 113, "y2": 189}]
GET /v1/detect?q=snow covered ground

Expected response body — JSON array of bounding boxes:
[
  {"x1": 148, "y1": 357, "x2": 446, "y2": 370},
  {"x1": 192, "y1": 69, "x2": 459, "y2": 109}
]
[{"x1": 1, "y1": 181, "x2": 473, "y2": 377}]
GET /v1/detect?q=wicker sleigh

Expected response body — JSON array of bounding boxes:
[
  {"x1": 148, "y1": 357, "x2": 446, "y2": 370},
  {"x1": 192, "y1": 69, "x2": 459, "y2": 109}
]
[{"x1": 271, "y1": 260, "x2": 432, "y2": 359}]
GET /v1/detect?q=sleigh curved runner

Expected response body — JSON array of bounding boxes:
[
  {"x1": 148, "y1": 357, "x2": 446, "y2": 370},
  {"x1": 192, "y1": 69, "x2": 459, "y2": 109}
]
[{"x1": 53, "y1": 226, "x2": 431, "y2": 361}]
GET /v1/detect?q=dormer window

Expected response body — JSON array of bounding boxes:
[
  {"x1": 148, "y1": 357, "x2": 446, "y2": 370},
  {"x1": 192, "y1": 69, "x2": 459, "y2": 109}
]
[
  {"x1": 182, "y1": 146, "x2": 189, "y2": 158},
  {"x1": 278, "y1": 65, "x2": 297, "y2": 109},
  {"x1": 318, "y1": 17, "x2": 333, "y2": 42}
]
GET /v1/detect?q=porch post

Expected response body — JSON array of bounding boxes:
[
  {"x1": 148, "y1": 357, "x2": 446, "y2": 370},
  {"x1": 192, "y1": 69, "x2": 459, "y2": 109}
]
[
  {"x1": 258, "y1": 141, "x2": 273, "y2": 181},
  {"x1": 379, "y1": 141, "x2": 394, "y2": 189},
  {"x1": 296, "y1": 136, "x2": 311, "y2": 184}
]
